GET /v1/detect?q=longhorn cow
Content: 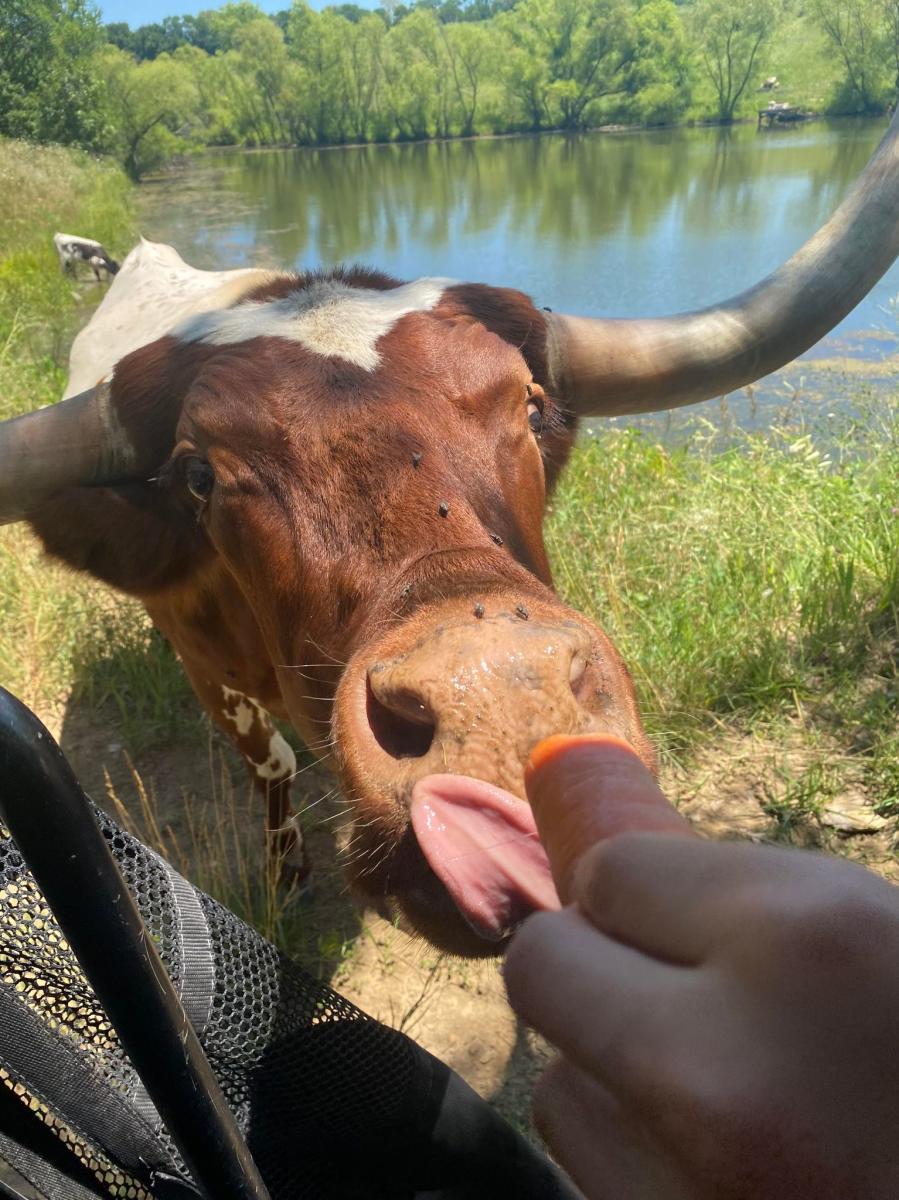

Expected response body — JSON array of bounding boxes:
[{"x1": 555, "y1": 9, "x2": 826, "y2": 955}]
[{"x1": 3, "y1": 114, "x2": 898, "y2": 956}]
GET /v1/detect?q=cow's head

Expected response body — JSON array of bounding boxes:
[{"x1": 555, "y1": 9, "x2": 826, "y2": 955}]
[{"x1": 2, "y1": 112, "x2": 897, "y2": 954}]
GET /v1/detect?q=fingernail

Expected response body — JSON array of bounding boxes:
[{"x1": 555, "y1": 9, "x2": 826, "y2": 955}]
[
  {"x1": 526, "y1": 733, "x2": 640, "y2": 784},
  {"x1": 524, "y1": 734, "x2": 688, "y2": 903}
]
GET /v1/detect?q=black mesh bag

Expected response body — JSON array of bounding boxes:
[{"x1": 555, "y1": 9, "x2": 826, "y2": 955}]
[{"x1": 0, "y1": 687, "x2": 580, "y2": 1200}]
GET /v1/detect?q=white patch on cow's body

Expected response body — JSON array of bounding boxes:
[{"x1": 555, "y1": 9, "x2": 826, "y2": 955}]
[
  {"x1": 252, "y1": 729, "x2": 296, "y2": 782},
  {"x1": 221, "y1": 685, "x2": 257, "y2": 737},
  {"x1": 220, "y1": 687, "x2": 296, "y2": 782},
  {"x1": 176, "y1": 276, "x2": 455, "y2": 371}
]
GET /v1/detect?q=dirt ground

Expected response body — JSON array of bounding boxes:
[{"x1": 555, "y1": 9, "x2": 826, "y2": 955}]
[{"x1": 36, "y1": 699, "x2": 898, "y2": 1143}]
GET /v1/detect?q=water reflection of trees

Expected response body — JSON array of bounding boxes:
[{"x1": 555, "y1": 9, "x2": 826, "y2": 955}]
[{"x1": 139, "y1": 119, "x2": 886, "y2": 280}]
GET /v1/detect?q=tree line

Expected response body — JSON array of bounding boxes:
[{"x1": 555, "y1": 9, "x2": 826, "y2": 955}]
[{"x1": 1, "y1": 0, "x2": 897, "y2": 180}]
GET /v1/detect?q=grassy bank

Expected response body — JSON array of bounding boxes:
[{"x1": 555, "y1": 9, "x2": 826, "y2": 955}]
[
  {"x1": 0, "y1": 139, "x2": 134, "y2": 419},
  {"x1": 0, "y1": 139, "x2": 174, "y2": 732},
  {"x1": 549, "y1": 411, "x2": 899, "y2": 819}
]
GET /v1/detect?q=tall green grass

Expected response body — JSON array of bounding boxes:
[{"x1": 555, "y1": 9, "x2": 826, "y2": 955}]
[
  {"x1": 548, "y1": 411, "x2": 899, "y2": 807},
  {"x1": 0, "y1": 139, "x2": 194, "y2": 735},
  {"x1": 0, "y1": 138, "x2": 134, "y2": 421}
]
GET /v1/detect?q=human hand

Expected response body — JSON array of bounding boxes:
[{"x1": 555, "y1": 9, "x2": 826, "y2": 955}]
[{"x1": 503, "y1": 734, "x2": 899, "y2": 1199}]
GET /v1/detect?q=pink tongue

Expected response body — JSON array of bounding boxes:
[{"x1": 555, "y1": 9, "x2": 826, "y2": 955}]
[{"x1": 410, "y1": 774, "x2": 561, "y2": 941}]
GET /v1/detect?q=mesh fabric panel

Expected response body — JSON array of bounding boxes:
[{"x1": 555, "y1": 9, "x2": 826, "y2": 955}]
[{"x1": 0, "y1": 810, "x2": 438, "y2": 1200}]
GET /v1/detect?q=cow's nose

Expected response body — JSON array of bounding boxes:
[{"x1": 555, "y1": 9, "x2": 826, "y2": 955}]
[
  {"x1": 365, "y1": 670, "x2": 437, "y2": 760},
  {"x1": 363, "y1": 614, "x2": 595, "y2": 795}
]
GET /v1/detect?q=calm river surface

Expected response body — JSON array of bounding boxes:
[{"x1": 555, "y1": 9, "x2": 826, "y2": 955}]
[{"x1": 139, "y1": 118, "x2": 899, "y2": 430}]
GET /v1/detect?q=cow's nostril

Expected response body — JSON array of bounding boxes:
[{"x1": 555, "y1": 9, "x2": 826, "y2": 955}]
[{"x1": 366, "y1": 678, "x2": 435, "y2": 759}]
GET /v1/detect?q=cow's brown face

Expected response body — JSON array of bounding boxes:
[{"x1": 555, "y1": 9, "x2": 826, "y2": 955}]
[{"x1": 158, "y1": 288, "x2": 653, "y2": 955}]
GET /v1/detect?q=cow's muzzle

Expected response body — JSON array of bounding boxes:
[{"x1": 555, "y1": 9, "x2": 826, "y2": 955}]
[{"x1": 333, "y1": 595, "x2": 652, "y2": 955}]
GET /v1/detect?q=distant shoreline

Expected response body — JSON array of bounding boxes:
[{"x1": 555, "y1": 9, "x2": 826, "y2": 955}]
[{"x1": 140, "y1": 111, "x2": 899, "y2": 182}]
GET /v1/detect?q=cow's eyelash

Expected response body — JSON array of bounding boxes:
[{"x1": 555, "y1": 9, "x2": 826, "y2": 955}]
[
  {"x1": 154, "y1": 455, "x2": 207, "y2": 490},
  {"x1": 538, "y1": 394, "x2": 564, "y2": 442},
  {"x1": 153, "y1": 460, "x2": 178, "y2": 488}
]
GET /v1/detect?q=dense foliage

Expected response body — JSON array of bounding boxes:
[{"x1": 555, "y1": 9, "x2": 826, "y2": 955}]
[
  {"x1": 0, "y1": 0, "x2": 110, "y2": 148},
  {"x1": 0, "y1": 0, "x2": 897, "y2": 176}
]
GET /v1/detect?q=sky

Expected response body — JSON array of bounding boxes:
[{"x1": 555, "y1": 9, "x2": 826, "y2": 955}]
[{"x1": 98, "y1": 0, "x2": 378, "y2": 24}]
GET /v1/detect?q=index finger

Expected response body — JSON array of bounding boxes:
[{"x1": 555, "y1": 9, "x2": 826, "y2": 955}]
[{"x1": 525, "y1": 734, "x2": 694, "y2": 903}]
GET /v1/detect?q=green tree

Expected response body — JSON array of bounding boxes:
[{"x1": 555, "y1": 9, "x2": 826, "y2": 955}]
[
  {"x1": 129, "y1": 17, "x2": 189, "y2": 60},
  {"x1": 105, "y1": 22, "x2": 135, "y2": 52},
  {"x1": 287, "y1": 3, "x2": 349, "y2": 142},
  {"x1": 330, "y1": 4, "x2": 371, "y2": 21},
  {"x1": 100, "y1": 47, "x2": 198, "y2": 179},
  {"x1": 691, "y1": 0, "x2": 777, "y2": 122},
  {"x1": 624, "y1": 0, "x2": 691, "y2": 125},
  {"x1": 84, "y1": 0, "x2": 892, "y2": 166},
  {"x1": 185, "y1": 2, "x2": 265, "y2": 54},
  {"x1": 498, "y1": 36, "x2": 552, "y2": 128},
  {"x1": 813, "y1": 0, "x2": 891, "y2": 111},
  {"x1": 173, "y1": 43, "x2": 233, "y2": 143},
  {"x1": 0, "y1": 0, "x2": 108, "y2": 148},
  {"x1": 877, "y1": 0, "x2": 899, "y2": 96},
  {"x1": 501, "y1": 0, "x2": 637, "y2": 131},
  {"x1": 441, "y1": 21, "x2": 492, "y2": 135},
  {"x1": 404, "y1": 9, "x2": 457, "y2": 134},
  {"x1": 382, "y1": 9, "x2": 443, "y2": 138},
  {"x1": 342, "y1": 15, "x2": 388, "y2": 141},
  {"x1": 233, "y1": 19, "x2": 291, "y2": 142}
]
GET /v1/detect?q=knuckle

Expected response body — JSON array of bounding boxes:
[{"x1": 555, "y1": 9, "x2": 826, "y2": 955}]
[
  {"x1": 577, "y1": 831, "x2": 650, "y2": 905},
  {"x1": 645, "y1": 1062, "x2": 775, "y2": 1163},
  {"x1": 738, "y1": 866, "x2": 894, "y2": 969},
  {"x1": 503, "y1": 911, "x2": 562, "y2": 998}
]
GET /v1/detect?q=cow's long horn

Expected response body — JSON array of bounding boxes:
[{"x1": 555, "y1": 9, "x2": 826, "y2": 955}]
[
  {"x1": 546, "y1": 108, "x2": 899, "y2": 416},
  {"x1": 0, "y1": 381, "x2": 143, "y2": 525}
]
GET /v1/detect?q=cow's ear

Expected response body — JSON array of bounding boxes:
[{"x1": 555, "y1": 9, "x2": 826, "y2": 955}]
[
  {"x1": 438, "y1": 284, "x2": 550, "y2": 389},
  {"x1": 27, "y1": 337, "x2": 213, "y2": 593},
  {"x1": 428, "y1": 287, "x2": 575, "y2": 487}
]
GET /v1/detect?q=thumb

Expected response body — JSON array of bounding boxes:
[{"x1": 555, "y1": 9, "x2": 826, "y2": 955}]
[{"x1": 525, "y1": 734, "x2": 694, "y2": 904}]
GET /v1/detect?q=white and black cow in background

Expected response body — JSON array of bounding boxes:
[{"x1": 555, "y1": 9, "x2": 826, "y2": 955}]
[{"x1": 53, "y1": 233, "x2": 120, "y2": 283}]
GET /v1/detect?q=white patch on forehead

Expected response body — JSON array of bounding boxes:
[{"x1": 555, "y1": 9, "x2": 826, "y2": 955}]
[
  {"x1": 176, "y1": 276, "x2": 455, "y2": 371},
  {"x1": 64, "y1": 238, "x2": 279, "y2": 399}
]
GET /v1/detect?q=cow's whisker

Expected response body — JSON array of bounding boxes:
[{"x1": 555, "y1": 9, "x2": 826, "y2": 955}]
[
  {"x1": 283, "y1": 758, "x2": 329, "y2": 784},
  {"x1": 299, "y1": 792, "x2": 339, "y2": 814},
  {"x1": 305, "y1": 637, "x2": 349, "y2": 667},
  {"x1": 357, "y1": 844, "x2": 391, "y2": 877},
  {"x1": 319, "y1": 807, "x2": 354, "y2": 824},
  {"x1": 276, "y1": 662, "x2": 344, "y2": 671}
]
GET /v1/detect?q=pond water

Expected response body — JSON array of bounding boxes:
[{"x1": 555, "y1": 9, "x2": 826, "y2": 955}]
[{"x1": 139, "y1": 118, "x2": 899, "y2": 433}]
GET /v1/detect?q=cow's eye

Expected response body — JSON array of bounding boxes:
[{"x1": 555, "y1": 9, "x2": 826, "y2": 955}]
[
  {"x1": 526, "y1": 385, "x2": 544, "y2": 436},
  {"x1": 184, "y1": 458, "x2": 215, "y2": 501}
]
